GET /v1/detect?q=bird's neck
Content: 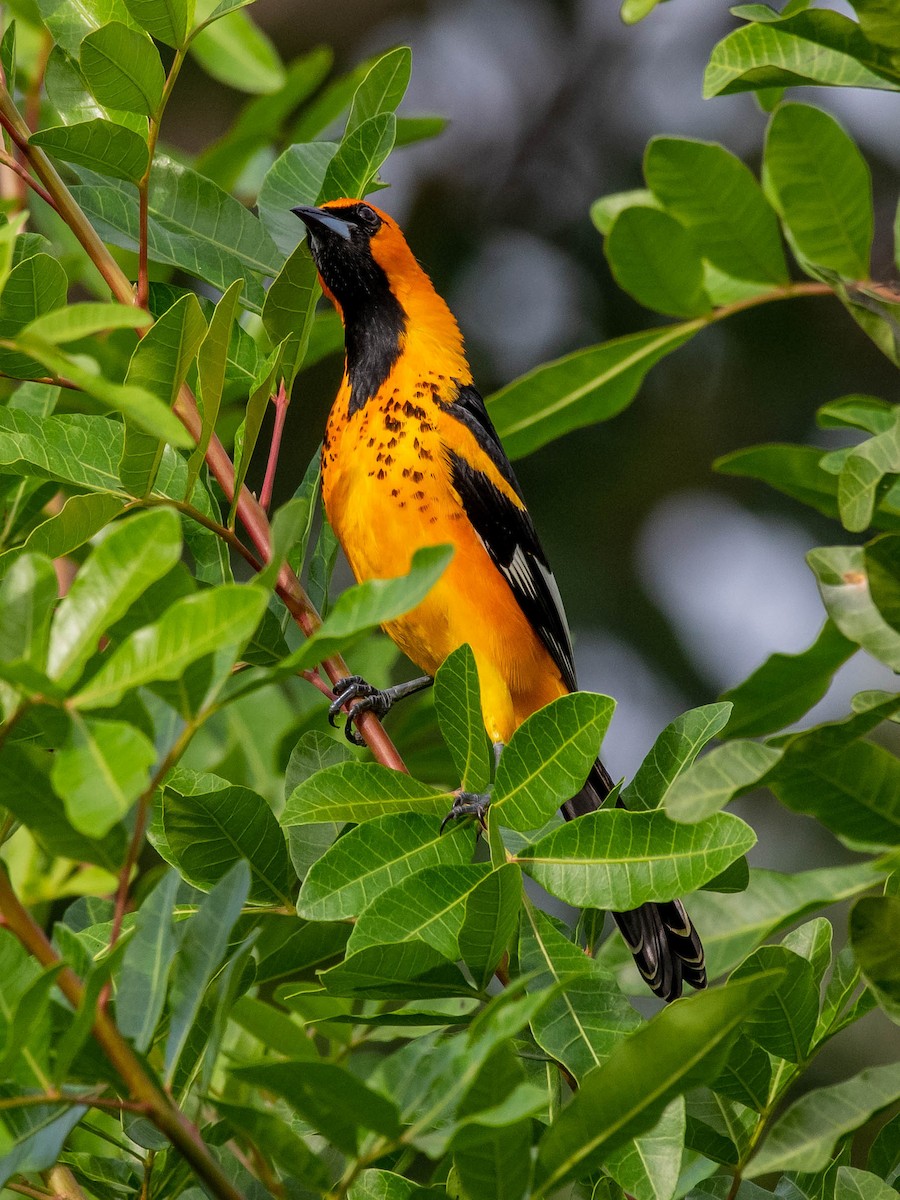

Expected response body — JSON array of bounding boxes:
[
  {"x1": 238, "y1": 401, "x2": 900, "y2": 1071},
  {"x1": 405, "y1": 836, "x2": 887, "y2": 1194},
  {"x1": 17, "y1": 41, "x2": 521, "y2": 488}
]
[{"x1": 341, "y1": 265, "x2": 470, "y2": 416}]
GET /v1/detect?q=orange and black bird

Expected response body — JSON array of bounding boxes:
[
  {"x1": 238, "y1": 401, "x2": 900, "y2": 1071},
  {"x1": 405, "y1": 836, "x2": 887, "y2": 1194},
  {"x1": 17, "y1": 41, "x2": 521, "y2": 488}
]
[{"x1": 292, "y1": 198, "x2": 706, "y2": 1002}]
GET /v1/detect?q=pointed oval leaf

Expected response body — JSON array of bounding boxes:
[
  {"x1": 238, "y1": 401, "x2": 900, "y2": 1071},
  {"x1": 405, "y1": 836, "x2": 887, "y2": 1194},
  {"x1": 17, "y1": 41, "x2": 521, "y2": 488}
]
[
  {"x1": 296, "y1": 812, "x2": 474, "y2": 920},
  {"x1": 30, "y1": 119, "x2": 149, "y2": 181},
  {"x1": 664, "y1": 740, "x2": 782, "y2": 823},
  {"x1": 48, "y1": 507, "x2": 182, "y2": 687},
  {"x1": 532, "y1": 970, "x2": 785, "y2": 1197},
  {"x1": 622, "y1": 702, "x2": 733, "y2": 811},
  {"x1": 71, "y1": 583, "x2": 267, "y2": 709},
  {"x1": 745, "y1": 1062, "x2": 900, "y2": 1177},
  {"x1": 518, "y1": 809, "x2": 757, "y2": 910},
  {"x1": 645, "y1": 137, "x2": 788, "y2": 285},
  {"x1": 80, "y1": 22, "x2": 164, "y2": 116},
  {"x1": 764, "y1": 102, "x2": 873, "y2": 279},
  {"x1": 606, "y1": 206, "x2": 713, "y2": 318},
  {"x1": 284, "y1": 761, "x2": 453, "y2": 826},
  {"x1": 493, "y1": 692, "x2": 615, "y2": 830},
  {"x1": 50, "y1": 712, "x2": 157, "y2": 835},
  {"x1": 123, "y1": 0, "x2": 190, "y2": 47},
  {"x1": 487, "y1": 322, "x2": 700, "y2": 461}
]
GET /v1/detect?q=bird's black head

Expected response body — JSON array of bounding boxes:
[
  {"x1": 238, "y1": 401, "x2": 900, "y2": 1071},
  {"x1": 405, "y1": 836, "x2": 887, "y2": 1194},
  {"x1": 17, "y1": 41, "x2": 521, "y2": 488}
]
[{"x1": 291, "y1": 200, "x2": 392, "y2": 315}]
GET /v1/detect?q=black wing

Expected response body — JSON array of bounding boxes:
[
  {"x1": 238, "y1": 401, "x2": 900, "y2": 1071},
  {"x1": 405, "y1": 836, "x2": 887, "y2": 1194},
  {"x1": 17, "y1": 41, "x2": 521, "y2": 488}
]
[{"x1": 441, "y1": 384, "x2": 578, "y2": 693}]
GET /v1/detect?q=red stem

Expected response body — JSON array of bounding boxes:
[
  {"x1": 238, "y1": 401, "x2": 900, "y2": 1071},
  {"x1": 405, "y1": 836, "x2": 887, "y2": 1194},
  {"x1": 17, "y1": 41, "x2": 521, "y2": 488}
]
[{"x1": 259, "y1": 379, "x2": 289, "y2": 513}]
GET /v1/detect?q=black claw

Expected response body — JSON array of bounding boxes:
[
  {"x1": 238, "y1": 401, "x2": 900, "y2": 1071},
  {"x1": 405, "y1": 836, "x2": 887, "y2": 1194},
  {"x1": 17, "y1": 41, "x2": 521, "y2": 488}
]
[
  {"x1": 440, "y1": 791, "x2": 491, "y2": 834},
  {"x1": 328, "y1": 676, "x2": 374, "y2": 729}
]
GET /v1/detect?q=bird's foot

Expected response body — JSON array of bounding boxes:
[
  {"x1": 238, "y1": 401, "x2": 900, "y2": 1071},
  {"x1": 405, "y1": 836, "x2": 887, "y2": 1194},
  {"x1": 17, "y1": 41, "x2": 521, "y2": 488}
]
[
  {"x1": 440, "y1": 790, "x2": 491, "y2": 834},
  {"x1": 328, "y1": 674, "x2": 432, "y2": 746}
]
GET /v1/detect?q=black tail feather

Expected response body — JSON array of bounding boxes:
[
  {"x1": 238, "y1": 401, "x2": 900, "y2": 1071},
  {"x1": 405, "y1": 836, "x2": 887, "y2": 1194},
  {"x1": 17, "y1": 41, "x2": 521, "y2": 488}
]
[{"x1": 562, "y1": 759, "x2": 707, "y2": 1003}]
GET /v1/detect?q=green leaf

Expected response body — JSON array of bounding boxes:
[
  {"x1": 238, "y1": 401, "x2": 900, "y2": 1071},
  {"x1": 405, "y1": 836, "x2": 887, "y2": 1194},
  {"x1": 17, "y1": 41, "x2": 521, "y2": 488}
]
[
  {"x1": 590, "y1": 189, "x2": 660, "y2": 236},
  {"x1": 13, "y1": 337, "x2": 191, "y2": 451},
  {"x1": 0, "y1": 254, "x2": 68, "y2": 379},
  {"x1": 434, "y1": 644, "x2": 491, "y2": 792},
  {"x1": 807, "y1": 544, "x2": 900, "y2": 669},
  {"x1": 217, "y1": 1099, "x2": 331, "y2": 1189},
  {"x1": 30, "y1": 120, "x2": 149, "y2": 181},
  {"x1": 837, "y1": 414, "x2": 900, "y2": 531},
  {"x1": 47, "y1": 507, "x2": 181, "y2": 688},
  {"x1": 644, "y1": 137, "x2": 789, "y2": 285},
  {"x1": 720, "y1": 620, "x2": 856, "y2": 737},
  {"x1": 346, "y1": 46, "x2": 411, "y2": 133},
  {"x1": 458, "y1": 864, "x2": 522, "y2": 989},
  {"x1": 0, "y1": 744, "x2": 128, "y2": 871},
  {"x1": 0, "y1": 1093, "x2": 88, "y2": 1190},
  {"x1": 165, "y1": 860, "x2": 250, "y2": 1078},
  {"x1": 621, "y1": 0, "x2": 665, "y2": 22},
  {"x1": 490, "y1": 693, "x2": 614, "y2": 830},
  {"x1": 451, "y1": 1074, "x2": 535, "y2": 1200},
  {"x1": 229, "y1": 341, "x2": 282, "y2": 522},
  {"x1": 257, "y1": 140, "x2": 338, "y2": 255},
  {"x1": 518, "y1": 810, "x2": 756, "y2": 909},
  {"x1": 0, "y1": 552, "x2": 57, "y2": 678},
  {"x1": 730, "y1": 945, "x2": 818, "y2": 1061},
  {"x1": 715, "y1": 442, "x2": 859, "y2": 523},
  {"x1": 745, "y1": 1062, "x2": 900, "y2": 1177},
  {"x1": 818, "y1": 393, "x2": 896, "y2": 434},
  {"x1": 120, "y1": 293, "x2": 207, "y2": 495},
  {"x1": 187, "y1": 278, "x2": 243, "y2": 490},
  {"x1": 605, "y1": 1099, "x2": 686, "y2": 1200},
  {"x1": 50, "y1": 712, "x2": 157, "y2": 836},
  {"x1": 865, "y1": 534, "x2": 900, "y2": 630},
  {"x1": 765, "y1": 695, "x2": 900, "y2": 847},
  {"x1": 836, "y1": 1167, "x2": 899, "y2": 1200},
  {"x1": 319, "y1": 940, "x2": 475, "y2": 999},
  {"x1": 284, "y1": 761, "x2": 453, "y2": 826},
  {"x1": 850, "y1": 0, "x2": 900, "y2": 53},
  {"x1": 321, "y1": 113, "x2": 396, "y2": 199},
  {"x1": 348, "y1": 863, "x2": 492, "y2": 957},
  {"x1": 123, "y1": 0, "x2": 189, "y2": 47},
  {"x1": 519, "y1": 904, "x2": 640, "y2": 1081},
  {"x1": 605, "y1": 207, "x2": 712, "y2": 317},
  {"x1": 623, "y1": 702, "x2": 733, "y2": 811},
  {"x1": 71, "y1": 157, "x2": 281, "y2": 310},
  {"x1": 260, "y1": 243, "x2": 321, "y2": 391},
  {"x1": 72, "y1": 583, "x2": 267, "y2": 709},
  {"x1": 21, "y1": 303, "x2": 151, "y2": 344},
  {"x1": 189, "y1": 2, "x2": 285, "y2": 94},
  {"x1": 116, "y1": 869, "x2": 182, "y2": 1051},
  {"x1": 487, "y1": 322, "x2": 700, "y2": 461},
  {"x1": 160, "y1": 777, "x2": 295, "y2": 905},
  {"x1": 0, "y1": 410, "x2": 124, "y2": 494},
  {"x1": 80, "y1": 22, "x2": 164, "y2": 116},
  {"x1": 764, "y1": 103, "x2": 873, "y2": 280},
  {"x1": 532, "y1": 970, "x2": 784, "y2": 1196},
  {"x1": 37, "y1": 0, "x2": 142, "y2": 58},
  {"x1": 230, "y1": 1061, "x2": 400, "y2": 1155},
  {"x1": 849, "y1": 895, "x2": 900, "y2": 1023},
  {"x1": 296, "y1": 812, "x2": 474, "y2": 920},
  {"x1": 704, "y1": 11, "x2": 900, "y2": 98},
  {"x1": 869, "y1": 1110, "x2": 900, "y2": 1186},
  {"x1": 710, "y1": 1035, "x2": 773, "y2": 1112},
  {"x1": 663, "y1": 740, "x2": 782, "y2": 822}
]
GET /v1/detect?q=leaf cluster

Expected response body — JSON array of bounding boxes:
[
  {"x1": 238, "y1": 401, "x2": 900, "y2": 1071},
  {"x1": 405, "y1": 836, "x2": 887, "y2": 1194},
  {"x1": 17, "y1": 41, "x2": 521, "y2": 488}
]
[{"x1": 0, "y1": 3, "x2": 898, "y2": 1200}]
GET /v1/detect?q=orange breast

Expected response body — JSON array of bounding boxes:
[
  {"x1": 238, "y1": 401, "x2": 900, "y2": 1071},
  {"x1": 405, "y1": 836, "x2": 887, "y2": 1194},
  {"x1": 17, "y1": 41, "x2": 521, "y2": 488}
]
[{"x1": 321, "y1": 367, "x2": 567, "y2": 744}]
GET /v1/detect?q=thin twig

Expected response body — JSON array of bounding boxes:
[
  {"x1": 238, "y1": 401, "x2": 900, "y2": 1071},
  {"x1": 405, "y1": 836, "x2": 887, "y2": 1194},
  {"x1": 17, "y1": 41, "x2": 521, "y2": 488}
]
[
  {"x1": 0, "y1": 146, "x2": 57, "y2": 209},
  {"x1": 0, "y1": 1092, "x2": 148, "y2": 1114},
  {"x1": 7, "y1": 1182, "x2": 56, "y2": 1200},
  {"x1": 259, "y1": 379, "x2": 290, "y2": 513},
  {"x1": 129, "y1": 496, "x2": 263, "y2": 574}
]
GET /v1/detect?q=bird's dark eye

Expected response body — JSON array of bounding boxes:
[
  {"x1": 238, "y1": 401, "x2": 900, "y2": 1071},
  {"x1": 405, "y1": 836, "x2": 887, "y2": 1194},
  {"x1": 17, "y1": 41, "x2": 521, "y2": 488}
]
[{"x1": 356, "y1": 204, "x2": 380, "y2": 230}]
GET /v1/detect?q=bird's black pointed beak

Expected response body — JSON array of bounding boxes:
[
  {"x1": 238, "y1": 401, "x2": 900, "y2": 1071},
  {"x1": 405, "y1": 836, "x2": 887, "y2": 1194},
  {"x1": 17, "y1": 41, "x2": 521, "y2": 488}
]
[{"x1": 291, "y1": 205, "x2": 353, "y2": 241}]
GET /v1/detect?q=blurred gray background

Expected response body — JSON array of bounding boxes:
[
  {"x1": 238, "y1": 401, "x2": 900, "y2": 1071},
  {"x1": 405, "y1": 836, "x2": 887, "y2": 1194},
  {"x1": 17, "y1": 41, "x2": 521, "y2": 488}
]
[{"x1": 173, "y1": 0, "x2": 899, "y2": 1064}]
